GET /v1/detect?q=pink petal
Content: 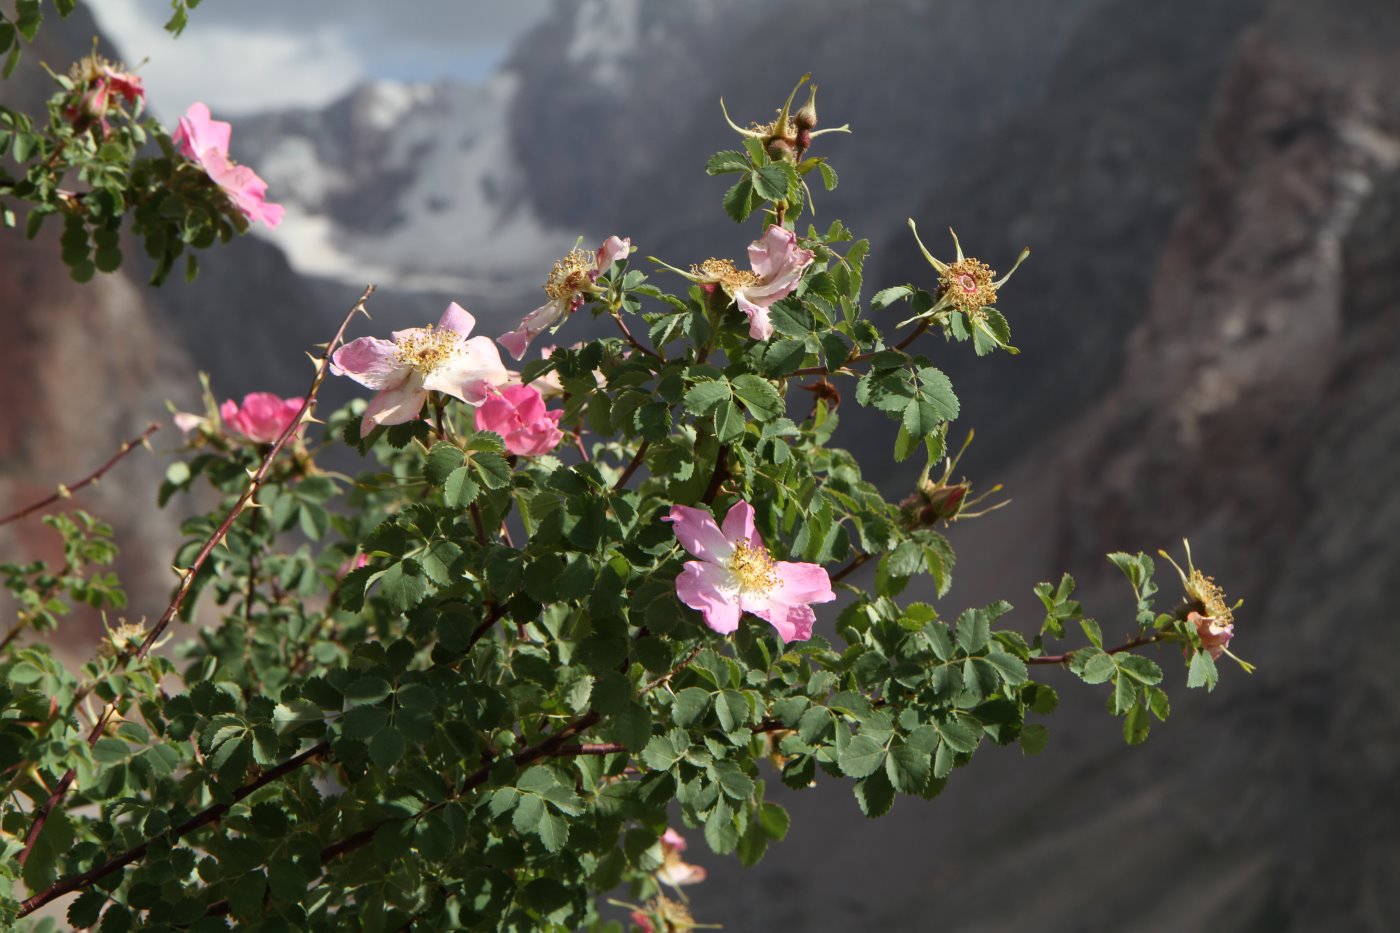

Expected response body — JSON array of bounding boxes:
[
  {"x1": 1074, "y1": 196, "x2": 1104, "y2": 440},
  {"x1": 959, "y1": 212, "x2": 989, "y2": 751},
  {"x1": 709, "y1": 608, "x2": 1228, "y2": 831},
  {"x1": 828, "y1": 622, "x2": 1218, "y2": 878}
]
[
  {"x1": 664, "y1": 505, "x2": 733, "y2": 564},
  {"x1": 437, "y1": 302, "x2": 476, "y2": 337},
  {"x1": 595, "y1": 235, "x2": 631, "y2": 275},
  {"x1": 498, "y1": 300, "x2": 566, "y2": 361},
  {"x1": 675, "y1": 561, "x2": 742, "y2": 634},
  {"x1": 172, "y1": 412, "x2": 206, "y2": 436},
  {"x1": 361, "y1": 373, "x2": 428, "y2": 436},
  {"x1": 747, "y1": 225, "x2": 798, "y2": 281},
  {"x1": 753, "y1": 601, "x2": 817, "y2": 643},
  {"x1": 172, "y1": 102, "x2": 230, "y2": 159},
  {"x1": 424, "y1": 335, "x2": 512, "y2": 403},
  {"x1": 332, "y1": 336, "x2": 405, "y2": 390},
  {"x1": 720, "y1": 500, "x2": 763, "y2": 551},
  {"x1": 661, "y1": 828, "x2": 687, "y2": 853},
  {"x1": 736, "y1": 292, "x2": 776, "y2": 341},
  {"x1": 771, "y1": 560, "x2": 836, "y2": 606}
]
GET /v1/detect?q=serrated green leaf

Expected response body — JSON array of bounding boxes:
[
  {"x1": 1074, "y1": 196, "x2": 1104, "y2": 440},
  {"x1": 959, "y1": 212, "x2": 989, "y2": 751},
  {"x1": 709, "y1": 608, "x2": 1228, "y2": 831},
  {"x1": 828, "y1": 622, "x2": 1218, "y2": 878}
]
[
  {"x1": 684, "y1": 379, "x2": 730, "y2": 414},
  {"x1": 731, "y1": 374, "x2": 784, "y2": 421},
  {"x1": 837, "y1": 733, "x2": 885, "y2": 778},
  {"x1": 424, "y1": 442, "x2": 464, "y2": 485},
  {"x1": 854, "y1": 766, "x2": 895, "y2": 818},
  {"x1": 705, "y1": 150, "x2": 749, "y2": 175}
]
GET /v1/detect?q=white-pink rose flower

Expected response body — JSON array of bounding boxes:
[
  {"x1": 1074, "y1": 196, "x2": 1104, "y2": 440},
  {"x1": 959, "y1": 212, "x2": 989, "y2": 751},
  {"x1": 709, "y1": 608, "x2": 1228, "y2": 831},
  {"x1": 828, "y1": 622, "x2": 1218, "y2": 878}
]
[
  {"x1": 473, "y1": 384, "x2": 564, "y2": 457},
  {"x1": 172, "y1": 102, "x2": 284, "y2": 229},
  {"x1": 655, "y1": 828, "x2": 707, "y2": 888},
  {"x1": 664, "y1": 500, "x2": 834, "y2": 643},
  {"x1": 219, "y1": 392, "x2": 305, "y2": 444},
  {"x1": 499, "y1": 236, "x2": 631, "y2": 360},
  {"x1": 667, "y1": 225, "x2": 813, "y2": 341},
  {"x1": 331, "y1": 303, "x2": 512, "y2": 437},
  {"x1": 67, "y1": 60, "x2": 144, "y2": 135}
]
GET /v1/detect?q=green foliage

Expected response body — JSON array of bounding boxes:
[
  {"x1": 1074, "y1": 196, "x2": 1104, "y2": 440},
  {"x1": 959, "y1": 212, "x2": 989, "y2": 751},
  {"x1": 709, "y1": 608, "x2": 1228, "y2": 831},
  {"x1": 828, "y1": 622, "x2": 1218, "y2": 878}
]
[{"x1": 0, "y1": 68, "x2": 1241, "y2": 933}]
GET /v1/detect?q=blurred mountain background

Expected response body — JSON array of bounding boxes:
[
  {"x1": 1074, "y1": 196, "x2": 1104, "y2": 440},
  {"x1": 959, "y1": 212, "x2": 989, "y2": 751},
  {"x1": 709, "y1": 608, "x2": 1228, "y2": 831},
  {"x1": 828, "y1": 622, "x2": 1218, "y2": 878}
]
[{"x1": 2, "y1": 0, "x2": 1398, "y2": 929}]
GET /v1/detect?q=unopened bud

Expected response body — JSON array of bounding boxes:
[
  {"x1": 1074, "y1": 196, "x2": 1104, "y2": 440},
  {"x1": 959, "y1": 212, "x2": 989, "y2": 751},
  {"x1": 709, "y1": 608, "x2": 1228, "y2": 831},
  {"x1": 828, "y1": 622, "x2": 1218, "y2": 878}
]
[
  {"x1": 794, "y1": 85, "x2": 818, "y2": 131},
  {"x1": 797, "y1": 128, "x2": 812, "y2": 151},
  {"x1": 767, "y1": 137, "x2": 796, "y2": 162}
]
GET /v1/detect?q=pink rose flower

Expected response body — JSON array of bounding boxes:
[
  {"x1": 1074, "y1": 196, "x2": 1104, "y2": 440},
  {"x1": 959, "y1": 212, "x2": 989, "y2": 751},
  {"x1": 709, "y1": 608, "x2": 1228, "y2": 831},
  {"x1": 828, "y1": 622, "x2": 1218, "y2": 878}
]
[
  {"x1": 668, "y1": 225, "x2": 813, "y2": 341},
  {"x1": 332, "y1": 303, "x2": 512, "y2": 438},
  {"x1": 172, "y1": 102, "x2": 285, "y2": 228},
  {"x1": 473, "y1": 384, "x2": 564, "y2": 456},
  {"x1": 499, "y1": 236, "x2": 631, "y2": 360},
  {"x1": 664, "y1": 500, "x2": 835, "y2": 643},
  {"x1": 218, "y1": 392, "x2": 304, "y2": 444},
  {"x1": 630, "y1": 910, "x2": 655, "y2": 933}
]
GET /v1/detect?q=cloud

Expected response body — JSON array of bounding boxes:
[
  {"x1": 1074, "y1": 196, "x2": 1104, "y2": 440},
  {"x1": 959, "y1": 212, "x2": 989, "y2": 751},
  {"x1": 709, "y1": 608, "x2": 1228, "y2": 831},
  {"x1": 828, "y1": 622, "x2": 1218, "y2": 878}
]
[{"x1": 89, "y1": 0, "x2": 551, "y2": 116}]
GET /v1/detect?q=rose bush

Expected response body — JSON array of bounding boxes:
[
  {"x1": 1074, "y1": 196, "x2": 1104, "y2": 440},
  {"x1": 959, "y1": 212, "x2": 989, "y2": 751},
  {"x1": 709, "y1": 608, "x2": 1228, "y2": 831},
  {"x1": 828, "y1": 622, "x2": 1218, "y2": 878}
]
[{"x1": 0, "y1": 19, "x2": 1249, "y2": 930}]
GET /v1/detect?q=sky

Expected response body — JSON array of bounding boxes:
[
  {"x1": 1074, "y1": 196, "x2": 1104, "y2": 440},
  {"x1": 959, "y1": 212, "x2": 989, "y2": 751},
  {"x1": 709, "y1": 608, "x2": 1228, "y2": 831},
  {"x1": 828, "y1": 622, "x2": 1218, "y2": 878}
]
[{"x1": 90, "y1": 0, "x2": 553, "y2": 117}]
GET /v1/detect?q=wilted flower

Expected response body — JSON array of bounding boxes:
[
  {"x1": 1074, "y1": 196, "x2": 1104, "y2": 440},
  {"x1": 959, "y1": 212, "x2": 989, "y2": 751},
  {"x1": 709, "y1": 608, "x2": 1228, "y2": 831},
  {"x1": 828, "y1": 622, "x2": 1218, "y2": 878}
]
[
  {"x1": 899, "y1": 430, "x2": 1007, "y2": 527},
  {"x1": 661, "y1": 225, "x2": 813, "y2": 341},
  {"x1": 499, "y1": 236, "x2": 631, "y2": 360},
  {"x1": 1163, "y1": 541, "x2": 1247, "y2": 667},
  {"x1": 172, "y1": 102, "x2": 284, "y2": 228},
  {"x1": 172, "y1": 410, "x2": 209, "y2": 438},
  {"x1": 474, "y1": 384, "x2": 564, "y2": 456},
  {"x1": 631, "y1": 897, "x2": 697, "y2": 933},
  {"x1": 655, "y1": 828, "x2": 707, "y2": 888},
  {"x1": 665, "y1": 500, "x2": 834, "y2": 643},
  {"x1": 219, "y1": 392, "x2": 304, "y2": 445},
  {"x1": 66, "y1": 56, "x2": 143, "y2": 135},
  {"x1": 721, "y1": 72, "x2": 849, "y2": 159},
  {"x1": 905, "y1": 219, "x2": 1029, "y2": 352},
  {"x1": 332, "y1": 302, "x2": 512, "y2": 437}
]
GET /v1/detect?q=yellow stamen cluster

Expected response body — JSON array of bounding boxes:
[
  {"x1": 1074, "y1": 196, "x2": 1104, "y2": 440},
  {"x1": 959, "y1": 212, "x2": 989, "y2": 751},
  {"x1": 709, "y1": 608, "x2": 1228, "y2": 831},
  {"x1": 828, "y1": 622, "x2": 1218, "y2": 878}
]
[
  {"x1": 692, "y1": 257, "x2": 759, "y2": 291},
  {"x1": 1186, "y1": 569, "x2": 1234, "y2": 624},
  {"x1": 940, "y1": 258, "x2": 998, "y2": 314},
  {"x1": 544, "y1": 249, "x2": 597, "y2": 301},
  {"x1": 99, "y1": 620, "x2": 148, "y2": 658},
  {"x1": 730, "y1": 540, "x2": 779, "y2": 595},
  {"x1": 394, "y1": 325, "x2": 462, "y2": 375}
]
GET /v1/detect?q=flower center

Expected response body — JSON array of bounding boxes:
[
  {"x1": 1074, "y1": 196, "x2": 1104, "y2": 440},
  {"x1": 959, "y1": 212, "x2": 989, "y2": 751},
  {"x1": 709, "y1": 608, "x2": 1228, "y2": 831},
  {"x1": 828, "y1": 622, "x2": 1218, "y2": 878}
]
[
  {"x1": 1187, "y1": 569, "x2": 1234, "y2": 624},
  {"x1": 729, "y1": 540, "x2": 779, "y2": 595},
  {"x1": 940, "y1": 258, "x2": 997, "y2": 314},
  {"x1": 544, "y1": 249, "x2": 598, "y2": 302},
  {"x1": 692, "y1": 258, "x2": 760, "y2": 291},
  {"x1": 395, "y1": 325, "x2": 463, "y2": 375}
]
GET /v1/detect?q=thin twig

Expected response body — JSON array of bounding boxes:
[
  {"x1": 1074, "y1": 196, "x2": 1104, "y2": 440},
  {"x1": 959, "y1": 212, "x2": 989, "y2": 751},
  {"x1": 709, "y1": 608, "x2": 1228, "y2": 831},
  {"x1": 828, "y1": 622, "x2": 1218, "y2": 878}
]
[
  {"x1": 17, "y1": 740, "x2": 332, "y2": 917},
  {"x1": 0, "y1": 423, "x2": 158, "y2": 528},
  {"x1": 17, "y1": 286, "x2": 375, "y2": 868},
  {"x1": 612, "y1": 439, "x2": 649, "y2": 491},
  {"x1": 700, "y1": 444, "x2": 730, "y2": 505},
  {"x1": 1028, "y1": 633, "x2": 1163, "y2": 666},
  {"x1": 612, "y1": 312, "x2": 661, "y2": 360},
  {"x1": 830, "y1": 553, "x2": 870, "y2": 583}
]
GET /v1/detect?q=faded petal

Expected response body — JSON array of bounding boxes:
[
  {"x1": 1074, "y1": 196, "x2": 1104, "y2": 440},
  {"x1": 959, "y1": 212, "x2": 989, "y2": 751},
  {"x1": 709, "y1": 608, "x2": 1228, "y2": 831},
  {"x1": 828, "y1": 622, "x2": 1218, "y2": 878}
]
[
  {"x1": 676, "y1": 561, "x2": 742, "y2": 634},
  {"x1": 595, "y1": 235, "x2": 631, "y2": 275},
  {"x1": 499, "y1": 299, "x2": 567, "y2": 361},
  {"x1": 332, "y1": 336, "x2": 405, "y2": 391},
  {"x1": 665, "y1": 505, "x2": 733, "y2": 564},
  {"x1": 172, "y1": 411, "x2": 207, "y2": 437},
  {"x1": 361, "y1": 371, "x2": 428, "y2": 436},
  {"x1": 747, "y1": 225, "x2": 799, "y2": 281},
  {"x1": 735, "y1": 292, "x2": 776, "y2": 341},
  {"x1": 437, "y1": 301, "x2": 476, "y2": 337}
]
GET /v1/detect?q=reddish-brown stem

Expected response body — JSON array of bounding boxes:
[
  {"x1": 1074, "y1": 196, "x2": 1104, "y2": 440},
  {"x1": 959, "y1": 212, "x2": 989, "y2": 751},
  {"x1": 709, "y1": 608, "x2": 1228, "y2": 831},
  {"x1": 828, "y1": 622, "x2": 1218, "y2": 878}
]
[
  {"x1": 612, "y1": 312, "x2": 661, "y2": 360},
  {"x1": 830, "y1": 553, "x2": 870, "y2": 583},
  {"x1": 0, "y1": 422, "x2": 158, "y2": 528},
  {"x1": 791, "y1": 321, "x2": 932, "y2": 378},
  {"x1": 466, "y1": 603, "x2": 506, "y2": 650},
  {"x1": 17, "y1": 285, "x2": 375, "y2": 868},
  {"x1": 573, "y1": 433, "x2": 591, "y2": 462},
  {"x1": 469, "y1": 502, "x2": 488, "y2": 545},
  {"x1": 1028, "y1": 633, "x2": 1163, "y2": 666},
  {"x1": 612, "y1": 439, "x2": 649, "y2": 491},
  {"x1": 700, "y1": 444, "x2": 730, "y2": 505}
]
